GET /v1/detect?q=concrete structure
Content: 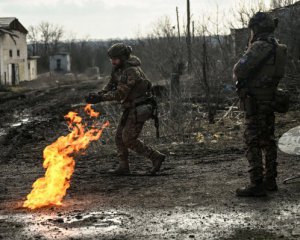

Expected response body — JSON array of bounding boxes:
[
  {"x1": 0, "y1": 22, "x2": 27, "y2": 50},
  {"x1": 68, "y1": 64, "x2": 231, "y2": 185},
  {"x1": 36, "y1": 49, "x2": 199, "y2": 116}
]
[
  {"x1": 28, "y1": 56, "x2": 39, "y2": 81},
  {"x1": 49, "y1": 53, "x2": 71, "y2": 73},
  {"x1": 0, "y1": 17, "x2": 38, "y2": 85},
  {"x1": 270, "y1": 1, "x2": 300, "y2": 62}
]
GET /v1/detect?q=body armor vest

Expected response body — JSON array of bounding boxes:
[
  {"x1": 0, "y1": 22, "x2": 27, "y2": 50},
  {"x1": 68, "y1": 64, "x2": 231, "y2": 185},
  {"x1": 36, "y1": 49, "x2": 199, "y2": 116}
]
[{"x1": 250, "y1": 39, "x2": 287, "y2": 101}]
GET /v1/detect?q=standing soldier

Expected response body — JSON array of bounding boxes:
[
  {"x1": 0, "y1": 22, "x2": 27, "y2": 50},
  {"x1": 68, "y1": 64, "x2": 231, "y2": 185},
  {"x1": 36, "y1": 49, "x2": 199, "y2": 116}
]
[
  {"x1": 233, "y1": 12, "x2": 288, "y2": 196},
  {"x1": 85, "y1": 43, "x2": 165, "y2": 175}
]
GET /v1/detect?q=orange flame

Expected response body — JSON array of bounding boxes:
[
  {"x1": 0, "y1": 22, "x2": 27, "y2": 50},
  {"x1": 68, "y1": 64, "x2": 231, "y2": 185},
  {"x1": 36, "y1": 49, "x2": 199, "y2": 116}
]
[
  {"x1": 84, "y1": 104, "x2": 100, "y2": 118},
  {"x1": 23, "y1": 104, "x2": 109, "y2": 210}
]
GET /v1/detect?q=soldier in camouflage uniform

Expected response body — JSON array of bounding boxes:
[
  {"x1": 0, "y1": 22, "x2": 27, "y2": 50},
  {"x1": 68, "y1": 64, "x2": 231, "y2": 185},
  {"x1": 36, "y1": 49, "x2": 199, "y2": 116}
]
[
  {"x1": 233, "y1": 12, "x2": 287, "y2": 196},
  {"x1": 86, "y1": 43, "x2": 165, "y2": 175}
]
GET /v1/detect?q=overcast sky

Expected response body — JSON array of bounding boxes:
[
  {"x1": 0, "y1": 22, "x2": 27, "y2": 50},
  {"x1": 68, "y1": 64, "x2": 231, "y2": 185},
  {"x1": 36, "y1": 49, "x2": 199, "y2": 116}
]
[{"x1": 0, "y1": 0, "x2": 271, "y2": 40}]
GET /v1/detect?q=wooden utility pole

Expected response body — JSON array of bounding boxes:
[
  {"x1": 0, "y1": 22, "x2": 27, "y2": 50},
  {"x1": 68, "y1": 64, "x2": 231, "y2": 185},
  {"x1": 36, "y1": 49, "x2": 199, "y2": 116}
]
[
  {"x1": 202, "y1": 27, "x2": 215, "y2": 124},
  {"x1": 176, "y1": 6, "x2": 181, "y2": 42},
  {"x1": 170, "y1": 72, "x2": 181, "y2": 118},
  {"x1": 186, "y1": 0, "x2": 192, "y2": 73},
  {"x1": 192, "y1": 21, "x2": 195, "y2": 43}
]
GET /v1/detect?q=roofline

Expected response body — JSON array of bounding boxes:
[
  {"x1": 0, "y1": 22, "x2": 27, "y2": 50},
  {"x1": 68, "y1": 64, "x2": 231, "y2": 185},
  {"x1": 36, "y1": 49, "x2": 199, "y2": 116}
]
[
  {"x1": 270, "y1": 1, "x2": 300, "y2": 12},
  {"x1": 0, "y1": 17, "x2": 28, "y2": 34},
  {"x1": 14, "y1": 18, "x2": 28, "y2": 34},
  {"x1": 51, "y1": 53, "x2": 70, "y2": 56},
  {"x1": 28, "y1": 56, "x2": 40, "y2": 59}
]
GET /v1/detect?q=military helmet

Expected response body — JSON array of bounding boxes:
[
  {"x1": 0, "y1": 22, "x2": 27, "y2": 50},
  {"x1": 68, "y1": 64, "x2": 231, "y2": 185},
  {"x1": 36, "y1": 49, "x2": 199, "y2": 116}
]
[
  {"x1": 248, "y1": 12, "x2": 277, "y2": 33},
  {"x1": 107, "y1": 43, "x2": 132, "y2": 59}
]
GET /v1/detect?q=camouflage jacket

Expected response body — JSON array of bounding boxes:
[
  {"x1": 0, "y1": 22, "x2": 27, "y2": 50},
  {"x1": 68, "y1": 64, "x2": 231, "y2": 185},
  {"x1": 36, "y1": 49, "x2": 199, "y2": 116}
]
[
  {"x1": 233, "y1": 34, "x2": 287, "y2": 100},
  {"x1": 102, "y1": 55, "x2": 152, "y2": 108}
]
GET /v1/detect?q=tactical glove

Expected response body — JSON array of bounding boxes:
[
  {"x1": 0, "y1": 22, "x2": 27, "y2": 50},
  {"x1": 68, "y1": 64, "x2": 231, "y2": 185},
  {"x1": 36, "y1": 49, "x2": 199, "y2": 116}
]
[{"x1": 85, "y1": 93, "x2": 103, "y2": 104}]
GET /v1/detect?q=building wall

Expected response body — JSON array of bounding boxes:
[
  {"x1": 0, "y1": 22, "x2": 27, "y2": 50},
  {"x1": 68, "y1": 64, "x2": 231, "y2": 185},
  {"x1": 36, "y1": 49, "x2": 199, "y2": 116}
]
[
  {"x1": 0, "y1": 35, "x2": 3, "y2": 85},
  {"x1": 49, "y1": 55, "x2": 71, "y2": 73},
  {"x1": 28, "y1": 59, "x2": 38, "y2": 81},
  {"x1": 270, "y1": 4, "x2": 300, "y2": 61},
  {"x1": 0, "y1": 30, "x2": 28, "y2": 85}
]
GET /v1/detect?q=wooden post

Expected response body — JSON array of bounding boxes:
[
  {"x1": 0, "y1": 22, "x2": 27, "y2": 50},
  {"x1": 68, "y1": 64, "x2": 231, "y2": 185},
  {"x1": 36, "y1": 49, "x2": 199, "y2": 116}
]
[
  {"x1": 192, "y1": 21, "x2": 195, "y2": 43},
  {"x1": 176, "y1": 6, "x2": 181, "y2": 43},
  {"x1": 202, "y1": 30, "x2": 215, "y2": 124},
  {"x1": 170, "y1": 73, "x2": 181, "y2": 117},
  {"x1": 186, "y1": 0, "x2": 192, "y2": 73}
]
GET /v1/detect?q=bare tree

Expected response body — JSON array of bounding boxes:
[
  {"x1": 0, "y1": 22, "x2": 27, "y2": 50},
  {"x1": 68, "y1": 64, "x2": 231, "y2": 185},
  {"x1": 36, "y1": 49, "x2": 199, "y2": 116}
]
[
  {"x1": 27, "y1": 22, "x2": 64, "y2": 72},
  {"x1": 230, "y1": 0, "x2": 268, "y2": 29},
  {"x1": 38, "y1": 22, "x2": 64, "y2": 55},
  {"x1": 135, "y1": 16, "x2": 183, "y2": 79},
  {"x1": 176, "y1": 6, "x2": 181, "y2": 43},
  {"x1": 191, "y1": 7, "x2": 234, "y2": 124},
  {"x1": 186, "y1": 0, "x2": 192, "y2": 73},
  {"x1": 27, "y1": 26, "x2": 39, "y2": 56}
]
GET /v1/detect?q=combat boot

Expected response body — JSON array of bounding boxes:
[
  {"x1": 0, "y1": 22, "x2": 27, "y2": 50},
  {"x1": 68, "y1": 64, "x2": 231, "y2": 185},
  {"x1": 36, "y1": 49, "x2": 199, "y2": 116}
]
[
  {"x1": 236, "y1": 181, "x2": 267, "y2": 197},
  {"x1": 111, "y1": 161, "x2": 130, "y2": 175},
  {"x1": 110, "y1": 154, "x2": 130, "y2": 175},
  {"x1": 150, "y1": 151, "x2": 165, "y2": 175},
  {"x1": 264, "y1": 177, "x2": 278, "y2": 191}
]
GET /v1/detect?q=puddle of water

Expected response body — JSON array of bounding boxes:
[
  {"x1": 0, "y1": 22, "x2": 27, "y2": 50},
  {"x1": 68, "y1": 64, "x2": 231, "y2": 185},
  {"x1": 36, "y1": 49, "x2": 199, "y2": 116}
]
[
  {"x1": 0, "y1": 210, "x2": 128, "y2": 240},
  {"x1": 6, "y1": 116, "x2": 50, "y2": 129},
  {"x1": 10, "y1": 118, "x2": 30, "y2": 127},
  {"x1": 0, "y1": 204, "x2": 297, "y2": 240},
  {"x1": 4, "y1": 109, "x2": 49, "y2": 129},
  {"x1": 71, "y1": 103, "x2": 86, "y2": 108},
  {"x1": 0, "y1": 129, "x2": 6, "y2": 137}
]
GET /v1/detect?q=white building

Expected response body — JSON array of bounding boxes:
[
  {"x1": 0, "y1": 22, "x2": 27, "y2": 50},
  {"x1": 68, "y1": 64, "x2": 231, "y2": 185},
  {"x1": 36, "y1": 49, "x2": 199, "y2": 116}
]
[
  {"x1": 49, "y1": 53, "x2": 71, "y2": 73},
  {"x1": 0, "y1": 17, "x2": 38, "y2": 86}
]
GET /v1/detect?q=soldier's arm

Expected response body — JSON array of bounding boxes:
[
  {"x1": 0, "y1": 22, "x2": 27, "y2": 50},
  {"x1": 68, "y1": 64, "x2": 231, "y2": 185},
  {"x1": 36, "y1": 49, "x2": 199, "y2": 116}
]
[
  {"x1": 102, "y1": 67, "x2": 140, "y2": 102},
  {"x1": 233, "y1": 41, "x2": 273, "y2": 79},
  {"x1": 100, "y1": 68, "x2": 118, "y2": 93},
  {"x1": 101, "y1": 78, "x2": 116, "y2": 93}
]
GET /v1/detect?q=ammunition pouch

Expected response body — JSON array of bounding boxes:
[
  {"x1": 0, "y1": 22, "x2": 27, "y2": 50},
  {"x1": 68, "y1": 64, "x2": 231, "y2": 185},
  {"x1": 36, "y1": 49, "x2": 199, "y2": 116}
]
[
  {"x1": 272, "y1": 89, "x2": 290, "y2": 113},
  {"x1": 134, "y1": 97, "x2": 160, "y2": 138},
  {"x1": 135, "y1": 104, "x2": 153, "y2": 123},
  {"x1": 247, "y1": 88, "x2": 290, "y2": 113}
]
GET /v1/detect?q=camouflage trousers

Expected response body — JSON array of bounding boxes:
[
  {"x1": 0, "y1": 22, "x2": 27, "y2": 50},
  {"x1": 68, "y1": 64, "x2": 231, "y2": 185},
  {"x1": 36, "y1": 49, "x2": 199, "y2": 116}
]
[
  {"x1": 115, "y1": 108, "x2": 161, "y2": 163},
  {"x1": 244, "y1": 106, "x2": 278, "y2": 183}
]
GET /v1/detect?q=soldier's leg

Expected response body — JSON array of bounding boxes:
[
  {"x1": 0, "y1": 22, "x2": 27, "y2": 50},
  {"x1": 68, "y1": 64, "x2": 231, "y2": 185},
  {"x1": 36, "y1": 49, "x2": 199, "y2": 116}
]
[
  {"x1": 112, "y1": 112, "x2": 130, "y2": 175},
  {"x1": 261, "y1": 113, "x2": 278, "y2": 191},
  {"x1": 122, "y1": 112, "x2": 165, "y2": 174},
  {"x1": 236, "y1": 115, "x2": 266, "y2": 197},
  {"x1": 245, "y1": 115, "x2": 264, "y2": 183}
]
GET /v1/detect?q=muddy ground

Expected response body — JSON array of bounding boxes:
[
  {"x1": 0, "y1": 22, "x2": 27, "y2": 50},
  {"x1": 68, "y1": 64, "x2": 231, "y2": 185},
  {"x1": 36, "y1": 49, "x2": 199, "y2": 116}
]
[{"x1": 0, "y1": 78, "x2": 299, "y2": 240}]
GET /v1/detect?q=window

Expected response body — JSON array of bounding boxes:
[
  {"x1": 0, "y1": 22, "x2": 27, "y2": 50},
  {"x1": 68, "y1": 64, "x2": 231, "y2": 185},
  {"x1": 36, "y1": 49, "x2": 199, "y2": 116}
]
[
  {"x1": 28, "y1": 63, "x2": 30, "y2": 70},
  {"x1": 9, "y1": 50, "x2": 12, "y2": 58},
  {"x1": 17, "y1": 50, "x2": 20, "y2": 57}
]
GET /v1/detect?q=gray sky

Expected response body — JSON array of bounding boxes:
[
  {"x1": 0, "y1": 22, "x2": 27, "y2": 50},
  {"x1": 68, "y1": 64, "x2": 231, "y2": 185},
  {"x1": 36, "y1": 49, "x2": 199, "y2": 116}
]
[{"x1": 0, "y1": 0, "x2": 271, "y2": 40}]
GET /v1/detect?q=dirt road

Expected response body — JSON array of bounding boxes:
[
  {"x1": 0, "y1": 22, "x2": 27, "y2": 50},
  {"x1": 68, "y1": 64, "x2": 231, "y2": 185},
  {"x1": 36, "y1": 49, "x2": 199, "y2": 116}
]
[{"x1": 0, "y1": 79, "x2": 299, "y2": 240}]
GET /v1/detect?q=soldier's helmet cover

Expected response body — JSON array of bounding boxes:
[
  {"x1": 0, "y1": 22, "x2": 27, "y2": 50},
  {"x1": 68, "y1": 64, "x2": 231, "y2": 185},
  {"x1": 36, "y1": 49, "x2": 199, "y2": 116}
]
[
  {"x1": 108, "y1": 43, "x2": 133, "y2": 58},
  {"x1": 248, "y1": 12, "x2": 277, "y2": 33}
]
